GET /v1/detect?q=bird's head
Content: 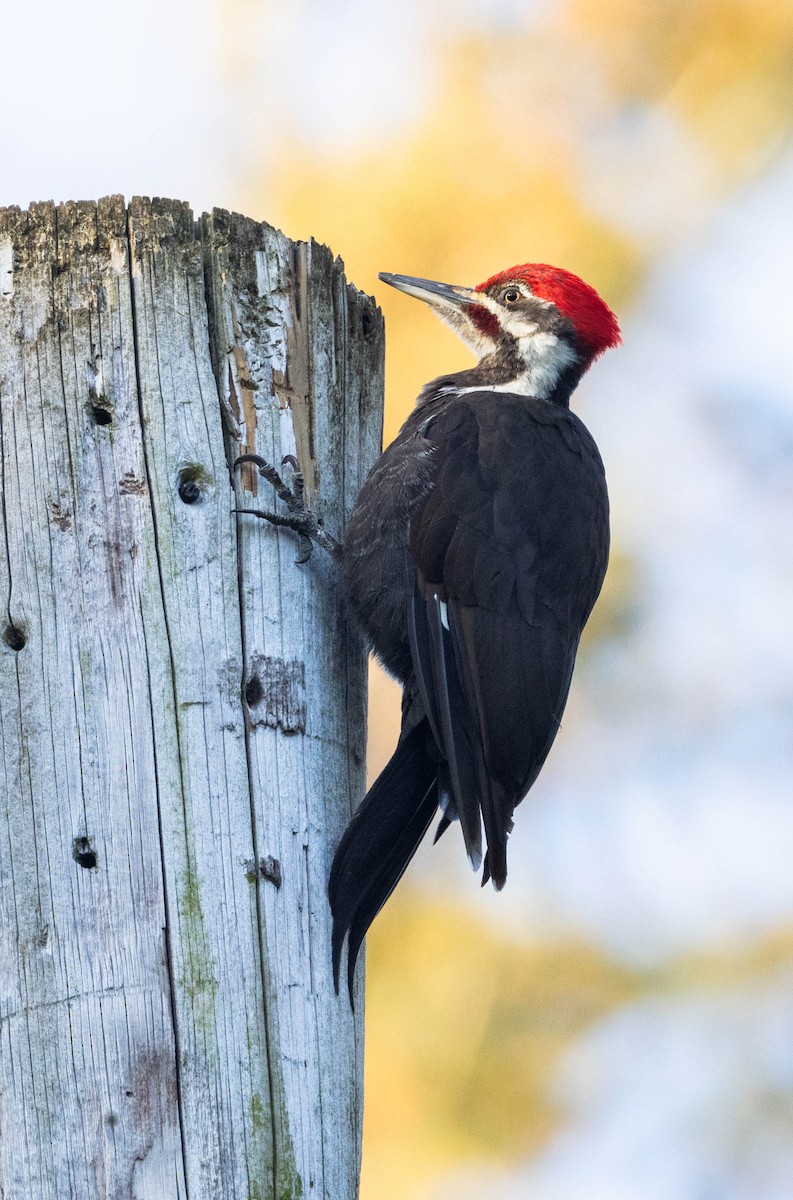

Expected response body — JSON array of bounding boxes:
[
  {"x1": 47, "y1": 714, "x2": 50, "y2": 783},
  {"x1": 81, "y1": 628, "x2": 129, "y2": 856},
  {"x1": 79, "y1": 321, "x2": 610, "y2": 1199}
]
[{"x1": 379, "y1": 263, "x2": 620, "y2": 403}]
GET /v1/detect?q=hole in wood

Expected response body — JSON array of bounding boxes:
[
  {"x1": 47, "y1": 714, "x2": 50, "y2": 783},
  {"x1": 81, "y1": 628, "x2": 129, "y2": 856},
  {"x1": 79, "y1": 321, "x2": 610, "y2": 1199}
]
[
  {"x1": 179, "y1": 480, "x2": 201, "y2": 504},
  {"x1": 177, "y1": 464, "x2": 210, "y2": 504},
  {"x1": 361, "y1": 305, "x2": 375, "y2": 339},
  {"x1": 91, "y1": 404, "x2": 112, "y2": 426},
  {"x1": 2, "y1": 624, "x2": 26, "y2": 651},
  {"x1": 245, "y1": 674, "x2": 263, "y2": 706},
  {"x1": 72, "y1": 835, "x2": 98, "y2": 870}
]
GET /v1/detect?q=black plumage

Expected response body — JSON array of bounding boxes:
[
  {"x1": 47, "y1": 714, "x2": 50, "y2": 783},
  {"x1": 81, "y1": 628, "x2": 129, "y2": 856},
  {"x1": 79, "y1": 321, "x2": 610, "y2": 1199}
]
[
  {"x1": 332, "y1": 377, "x2": 611, "y2": 993},
  {"x1": 238, "y1": 263, "x2": 619, "y2": 998}
]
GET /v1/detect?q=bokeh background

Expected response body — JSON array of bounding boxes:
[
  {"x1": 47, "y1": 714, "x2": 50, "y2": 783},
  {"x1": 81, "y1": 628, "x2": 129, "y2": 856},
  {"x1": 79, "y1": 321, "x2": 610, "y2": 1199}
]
[{"x1": 4, "y1": 1, "x2": 793, "y2": 1196}]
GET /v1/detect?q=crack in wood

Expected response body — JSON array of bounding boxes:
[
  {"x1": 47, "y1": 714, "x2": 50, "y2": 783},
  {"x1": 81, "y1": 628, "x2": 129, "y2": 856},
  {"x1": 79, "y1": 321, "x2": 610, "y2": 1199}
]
[{"x1": 0, "y1": 196, "x2": 384, "y2": 1200}]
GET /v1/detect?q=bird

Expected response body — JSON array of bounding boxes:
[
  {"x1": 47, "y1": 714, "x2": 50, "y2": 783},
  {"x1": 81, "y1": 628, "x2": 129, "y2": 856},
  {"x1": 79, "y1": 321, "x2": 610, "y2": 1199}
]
[{"x1": 235, "y1": 262, "x2": 620, "y2": 1000}]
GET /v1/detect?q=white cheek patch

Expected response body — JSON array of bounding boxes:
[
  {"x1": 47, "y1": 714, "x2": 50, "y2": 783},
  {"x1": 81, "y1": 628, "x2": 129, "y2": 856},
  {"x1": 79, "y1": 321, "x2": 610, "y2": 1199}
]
[
  {"x1": 516, "y1": 331, "x2": 578, "y2": 396},
  {"x1": 473, "y1": 293, "x2": 578, "y2": 395},
  {"x1": 439, "y1": 288, "x2": 578, "y2": 398},
  {"x1": 504, "y1": 315, "x2": 540, "y2": 339},
  {"x1": 457, "y1": 331, "x2": 578, "y2": 400}
]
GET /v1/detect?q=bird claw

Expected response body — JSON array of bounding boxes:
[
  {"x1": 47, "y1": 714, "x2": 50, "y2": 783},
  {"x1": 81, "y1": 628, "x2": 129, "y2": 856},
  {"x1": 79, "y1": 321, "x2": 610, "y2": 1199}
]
[
  {"x1": 234, "y1": 453, "x2": 303, "y2": 511},
  {"x1": 295, "y1": 534, "x2": 314, "y2": 565},
  {"x1": 232, "y1": 453, "x2": 341, "y2": 563},
  {"x1": 280, "y1": 454, "x2": 305, "y2": 510}
]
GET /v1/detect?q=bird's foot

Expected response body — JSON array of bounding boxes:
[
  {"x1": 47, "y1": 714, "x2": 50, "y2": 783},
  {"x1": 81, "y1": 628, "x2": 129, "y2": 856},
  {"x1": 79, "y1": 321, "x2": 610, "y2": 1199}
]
[{"x1": 233, "y1": 453, "x2": 341, "y2": 564}]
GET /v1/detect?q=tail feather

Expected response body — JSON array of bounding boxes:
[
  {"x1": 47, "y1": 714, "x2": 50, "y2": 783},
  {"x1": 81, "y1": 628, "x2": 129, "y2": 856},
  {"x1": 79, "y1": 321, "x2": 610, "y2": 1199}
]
[{"x1": 329, "y1": 718, "x2": 438, "y2": 999}]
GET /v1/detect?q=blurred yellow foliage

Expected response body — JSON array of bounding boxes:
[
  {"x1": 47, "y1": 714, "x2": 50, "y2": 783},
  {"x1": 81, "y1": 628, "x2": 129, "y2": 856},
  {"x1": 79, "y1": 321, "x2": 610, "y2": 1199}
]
[
  {"x1": 363, "y1": 888, "x2": 793, "y2": 1200},
  {"x1": 571, "y1": 0, "x2": 793, "y2": 172},
  {"x1": 362, "y1": 888, "x2": 645, "y2": 1200}
]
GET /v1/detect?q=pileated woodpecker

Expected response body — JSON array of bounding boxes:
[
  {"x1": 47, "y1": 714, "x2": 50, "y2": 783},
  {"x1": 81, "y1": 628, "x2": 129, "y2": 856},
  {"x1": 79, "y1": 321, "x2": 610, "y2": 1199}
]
[{"x1": 235, "y1": 263, "x2": 620, "y2": 999}]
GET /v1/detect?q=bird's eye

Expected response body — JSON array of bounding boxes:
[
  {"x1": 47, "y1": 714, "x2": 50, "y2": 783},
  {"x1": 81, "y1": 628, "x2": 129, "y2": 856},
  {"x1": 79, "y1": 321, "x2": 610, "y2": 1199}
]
[{"x1": 503, "y1": 287, "x2": 521, "y2": 304}]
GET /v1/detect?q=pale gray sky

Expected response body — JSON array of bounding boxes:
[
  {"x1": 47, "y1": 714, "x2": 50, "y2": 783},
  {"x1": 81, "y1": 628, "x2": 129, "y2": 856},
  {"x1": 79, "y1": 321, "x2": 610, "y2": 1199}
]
[
  {"x1": 1, "y1": 0, "x2": 229, "y2": 211},
  {"x1": 0, "y1": 0, "x2": 544, "y2": 212}
]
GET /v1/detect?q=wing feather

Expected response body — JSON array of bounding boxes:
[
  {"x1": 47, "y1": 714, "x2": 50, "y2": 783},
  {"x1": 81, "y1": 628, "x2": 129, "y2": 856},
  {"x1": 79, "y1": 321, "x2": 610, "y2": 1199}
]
[
  {"x1": 407, "y1": 392, "x2": 609, "y2": 884},
  {"x1": 414, "y1": 585, "x2": 483, "y2": 868}
]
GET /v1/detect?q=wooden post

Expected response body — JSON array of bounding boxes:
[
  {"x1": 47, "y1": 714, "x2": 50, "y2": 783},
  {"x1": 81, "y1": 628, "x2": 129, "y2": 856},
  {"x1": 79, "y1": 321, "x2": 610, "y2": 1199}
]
[{"x1": 0, "y1": 197, "x2": 383, "y2": 1200}]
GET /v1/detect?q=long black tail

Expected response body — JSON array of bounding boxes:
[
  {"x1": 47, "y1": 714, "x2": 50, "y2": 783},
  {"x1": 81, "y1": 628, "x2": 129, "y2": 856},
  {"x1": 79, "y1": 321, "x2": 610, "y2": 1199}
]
[{"x1": 329, "y1": 718, "x2": 438, "y2": 1000}]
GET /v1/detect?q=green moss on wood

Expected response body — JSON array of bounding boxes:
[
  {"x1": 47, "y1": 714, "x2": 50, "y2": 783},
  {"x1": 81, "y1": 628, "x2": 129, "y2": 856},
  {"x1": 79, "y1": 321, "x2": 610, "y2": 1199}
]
[{"x1": 177, "y1": 866, "x2": 218, "y2": 1029}]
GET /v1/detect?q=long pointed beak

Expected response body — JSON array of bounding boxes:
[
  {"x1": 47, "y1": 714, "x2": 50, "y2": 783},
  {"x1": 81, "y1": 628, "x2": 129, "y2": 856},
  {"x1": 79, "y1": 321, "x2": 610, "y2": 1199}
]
[{"x1": 378, "y1": 272, "x2": 477, "y2": 312}]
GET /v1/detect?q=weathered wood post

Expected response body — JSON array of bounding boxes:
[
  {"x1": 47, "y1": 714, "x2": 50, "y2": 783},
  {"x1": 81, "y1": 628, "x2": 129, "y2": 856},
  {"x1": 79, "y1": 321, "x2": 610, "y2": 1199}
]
[{"x1": 0, "y1": 197, "x2": 383, "y2": 1200}]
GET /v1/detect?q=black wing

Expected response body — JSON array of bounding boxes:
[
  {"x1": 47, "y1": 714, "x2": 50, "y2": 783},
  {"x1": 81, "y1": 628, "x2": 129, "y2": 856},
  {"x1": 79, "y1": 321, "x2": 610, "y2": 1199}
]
[{"x1": 408, "y1": 392, "x2": 609, "y2": 887}]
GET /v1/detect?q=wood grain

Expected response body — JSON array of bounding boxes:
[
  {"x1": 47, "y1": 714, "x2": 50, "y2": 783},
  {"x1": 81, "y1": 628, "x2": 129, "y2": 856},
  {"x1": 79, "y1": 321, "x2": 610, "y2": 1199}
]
[{"x1": 0, "y1": 196, "x2": 383, "y2": 1200}]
